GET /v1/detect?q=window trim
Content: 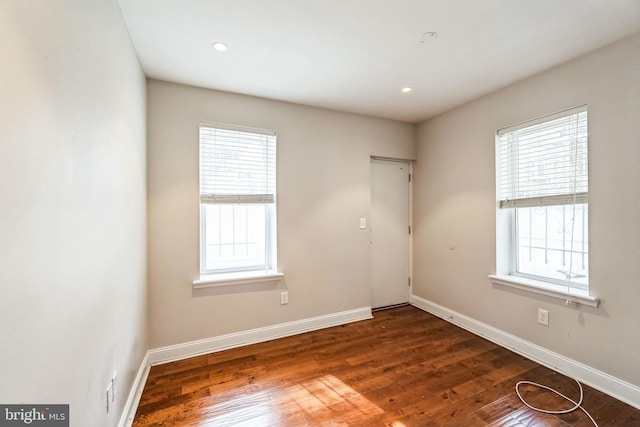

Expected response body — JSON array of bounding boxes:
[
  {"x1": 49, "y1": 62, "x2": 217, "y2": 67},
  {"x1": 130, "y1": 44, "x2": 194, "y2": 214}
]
[
  {"x1": 488, "y1": 274, "x2": 599, "y2": 307},
  {"x1": 194, "y1": 270, "x2": 284, "y2": 289}
]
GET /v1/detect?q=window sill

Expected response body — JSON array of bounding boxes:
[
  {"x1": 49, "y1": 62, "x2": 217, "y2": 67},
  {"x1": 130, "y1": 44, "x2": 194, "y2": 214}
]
[
  {"x1": 489, "y1": 274, "x2": 599, "y2": 308},
  {"x1": 193, "y1": 271, "x2": 284, "y2": 289}
]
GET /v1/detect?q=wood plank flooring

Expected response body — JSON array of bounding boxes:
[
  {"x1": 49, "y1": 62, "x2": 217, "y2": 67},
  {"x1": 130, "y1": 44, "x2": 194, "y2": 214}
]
[{"x1": 133, "y1": 306, "x2": 639, "y2": 426}]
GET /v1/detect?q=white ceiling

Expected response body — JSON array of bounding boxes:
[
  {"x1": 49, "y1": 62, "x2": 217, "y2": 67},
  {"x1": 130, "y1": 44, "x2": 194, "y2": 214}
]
[{"x1": 118, "y1": 0, "x2": 640, "y2": 123}]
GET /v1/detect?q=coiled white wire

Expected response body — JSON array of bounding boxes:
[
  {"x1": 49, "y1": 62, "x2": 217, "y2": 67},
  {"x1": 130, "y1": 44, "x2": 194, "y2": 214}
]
[{"x1": 515, "y1": 378, "x2": 598, "y2": 426}]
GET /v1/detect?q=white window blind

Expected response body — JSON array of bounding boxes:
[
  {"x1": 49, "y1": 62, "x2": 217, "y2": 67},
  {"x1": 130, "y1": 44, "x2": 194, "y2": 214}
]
[
  {"x1": 497, "y1": 106, "x2": 588, "y2": 209},
  {"x1": 199, "y1": 124, "x2": 276, "y2": 204}
]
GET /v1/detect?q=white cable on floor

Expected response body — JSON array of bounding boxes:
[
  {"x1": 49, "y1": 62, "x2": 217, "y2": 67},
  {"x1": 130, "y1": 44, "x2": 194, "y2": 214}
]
[{"x1": 515, "y1": 378, "x2": 598, "y2": 426}]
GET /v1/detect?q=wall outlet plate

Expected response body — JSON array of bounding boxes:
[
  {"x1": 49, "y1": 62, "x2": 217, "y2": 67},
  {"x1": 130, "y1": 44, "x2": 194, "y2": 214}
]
[
  {"x1": 105, "y1": 382, "x2": 112, "y2": 413},
  {"x1": 538, "y1": 308, "x2": 549, "y2": 326},
  {"x1": 111, "y1": 371, "x2": 117, "y2": 402}
]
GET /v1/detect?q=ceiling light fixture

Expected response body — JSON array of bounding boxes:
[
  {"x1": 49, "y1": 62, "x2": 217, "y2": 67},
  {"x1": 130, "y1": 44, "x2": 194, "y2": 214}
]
[
  {"x1": 212, "y1": 42, "x2": 228, "y2": 52},
  {"x1": 418, "y1": 32, "x2": 438, "y2": 45},
  {"x1": 401, "y1": 87, "x2": 412, "y2": 93}
]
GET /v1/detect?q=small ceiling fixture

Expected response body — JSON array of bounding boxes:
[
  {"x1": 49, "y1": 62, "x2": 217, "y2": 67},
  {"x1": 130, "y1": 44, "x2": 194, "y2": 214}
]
[
  {"x1": 418, "y1": 32, "x2": 438, "y2": 45},
  {"x1": 212, "y1": 41, "x2": 228, "y2": 52},
  {"x1": 401, "y1": 87, "x2": 412, "y2": 93}
]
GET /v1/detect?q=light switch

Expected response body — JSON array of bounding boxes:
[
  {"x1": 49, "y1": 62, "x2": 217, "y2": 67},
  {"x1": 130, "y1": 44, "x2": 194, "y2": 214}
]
[{"x1": 359, "y1": 218, "x2": 367, "y2": 229}]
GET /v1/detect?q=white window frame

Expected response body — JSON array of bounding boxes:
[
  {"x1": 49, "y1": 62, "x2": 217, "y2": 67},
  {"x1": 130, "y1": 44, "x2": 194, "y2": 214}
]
[
  {"x1": 199, "y1": 203, "x2": 275, "y2": 274},
  {"x1": 194, "y1": 123, "x2": 283, "y2": 288},
  {"x1": 489, "y1": 106, "x2": 598, "y2": 307}
]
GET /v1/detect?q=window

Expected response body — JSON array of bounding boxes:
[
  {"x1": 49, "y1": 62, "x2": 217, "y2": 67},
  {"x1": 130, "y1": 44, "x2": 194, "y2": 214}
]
[
  {"x1": 494, "y1": 106, "x2": 590, "y2": 297},
  {"x1": 199, "y1": 124, "x2": 277, "y2": 277}
]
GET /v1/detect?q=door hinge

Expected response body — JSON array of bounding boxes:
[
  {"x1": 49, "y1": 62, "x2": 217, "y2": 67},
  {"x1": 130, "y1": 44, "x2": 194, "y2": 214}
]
[
  {"x1": 408, "y1": 173, "x2": 411, "y2": 182},
  {"x1": 408, "y1": 277, "x2": 411, "y2": 287},
  {"x1": 408, "y1": 225, "x2": 411, "y2": 234}
]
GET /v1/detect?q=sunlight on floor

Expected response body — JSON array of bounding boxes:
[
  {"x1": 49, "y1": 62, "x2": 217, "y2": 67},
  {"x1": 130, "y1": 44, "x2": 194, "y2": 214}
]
[{"x1": 199, "y1": 374, "x2": 384, "y2": 425}]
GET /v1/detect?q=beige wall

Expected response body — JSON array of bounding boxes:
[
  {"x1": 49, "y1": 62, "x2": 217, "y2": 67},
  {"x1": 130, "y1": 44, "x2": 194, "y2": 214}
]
[
  {"x1": 0, "y1": 1, "x2": 147, "y2": 425},
  {"x1": 147, "y1": 80, "x2": 415, "y2": 348},
  {"x1": 413, "y1": 35, "x2": 640, "y2": 387}
]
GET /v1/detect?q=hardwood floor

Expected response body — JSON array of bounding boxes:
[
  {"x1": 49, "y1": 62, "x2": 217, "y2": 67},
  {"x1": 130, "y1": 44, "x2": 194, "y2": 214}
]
[{"x1": 133, "y1": 306, "x2": 639, "y2": 426}]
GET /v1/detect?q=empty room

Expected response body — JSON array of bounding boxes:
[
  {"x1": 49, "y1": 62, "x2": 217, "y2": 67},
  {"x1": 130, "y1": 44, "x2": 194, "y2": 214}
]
[{"x1": 1, "y1": 1, "x2": 639, "y2": 426}]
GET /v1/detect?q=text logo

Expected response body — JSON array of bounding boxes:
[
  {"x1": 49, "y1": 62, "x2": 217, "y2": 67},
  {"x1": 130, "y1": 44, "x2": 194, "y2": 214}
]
[{"x1": 0, "y1": 405, "x2": 68, "y2": 427}]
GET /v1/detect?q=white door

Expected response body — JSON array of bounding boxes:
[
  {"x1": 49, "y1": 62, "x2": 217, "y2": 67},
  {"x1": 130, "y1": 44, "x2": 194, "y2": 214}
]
[{"x1": 370, "y1": 159, "x2": 410, "y2": 309}]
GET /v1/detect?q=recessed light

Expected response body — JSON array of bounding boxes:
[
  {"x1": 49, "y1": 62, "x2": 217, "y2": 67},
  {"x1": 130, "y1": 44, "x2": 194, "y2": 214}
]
[
  {"x1": 212, "y1": 42, "x2": 228, "y2": 52},
  {"x1": 401, "y1": 87, "x2": 412, "y2": 93}
]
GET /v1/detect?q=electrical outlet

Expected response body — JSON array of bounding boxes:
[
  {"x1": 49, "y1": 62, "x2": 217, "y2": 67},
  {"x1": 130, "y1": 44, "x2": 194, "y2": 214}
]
[
  {"x1": 537, "y1": 308, "x2": 549, "y2": 326},
  {"x1": 280, "y1": 291, "x2": 288, "y2": 305},
  {"x1": 105, "y1": 382, "x2": 112, "y2": 413},
  {"x1": 111, "y1": 371, "x2": 117, "y2": 402}
]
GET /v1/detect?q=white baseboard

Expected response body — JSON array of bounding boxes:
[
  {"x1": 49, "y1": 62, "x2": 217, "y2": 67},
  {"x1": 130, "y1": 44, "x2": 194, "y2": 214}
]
[
  {"x1": 148, "y1": 306, "x2": 373, "y2": 365},
  {"x1": 118, "y1": 351, "x2": 151, "y2": 427},
  {"x1": 410, "y1": 294, "x2": 640, "y2": 410}
]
